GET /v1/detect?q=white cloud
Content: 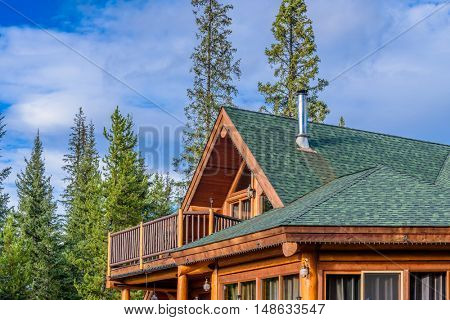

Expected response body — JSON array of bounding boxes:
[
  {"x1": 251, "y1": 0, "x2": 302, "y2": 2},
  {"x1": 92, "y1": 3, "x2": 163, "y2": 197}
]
[{"x1": 0, "y1": 0, "x2": 449, "y2": 212}]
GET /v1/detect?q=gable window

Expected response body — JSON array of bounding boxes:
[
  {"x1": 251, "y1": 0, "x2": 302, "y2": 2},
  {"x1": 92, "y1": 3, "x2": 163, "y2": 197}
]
[
  {"x1": 261, "y1": 194, "x2": 273, "y2": 213},
  {"x1": 410, "y1": 272, "x2": 446, "y2": 300}
]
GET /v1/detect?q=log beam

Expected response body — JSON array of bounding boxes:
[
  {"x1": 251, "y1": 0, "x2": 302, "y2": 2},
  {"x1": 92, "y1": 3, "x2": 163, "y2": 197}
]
[
  {"x1": 282, "y1": 242, "x2": 299, "y2": 257},
  {"x1": 211, "y1": 267, "x2": 218, "y2": 300},
  {"x1": 121, "y1": 288, "x2": 130, "y2": 300},
  {"x1": 300, "y1": 248, "x2": 318, "y2": 300}
]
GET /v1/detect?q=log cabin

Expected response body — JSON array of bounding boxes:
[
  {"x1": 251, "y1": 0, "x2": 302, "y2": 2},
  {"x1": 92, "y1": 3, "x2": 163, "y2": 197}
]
[{"x1": 106, "y1": 91, "x2": 450, "y2": 300}]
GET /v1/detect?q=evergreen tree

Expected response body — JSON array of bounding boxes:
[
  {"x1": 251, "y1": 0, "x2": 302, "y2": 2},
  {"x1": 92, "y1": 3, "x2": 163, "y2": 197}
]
[
  {"x1": 146, "y1": 172, "x2": 175, "y2": 221},
  {"x1": 16, "y1": 132, "x2": 62, "y2": 299},
  {"x1": 67, "y1": 123, "x2": 111, "y2": 299},
  {"x1": 258, "y1": 0, "x2": 328, "y2": 121},
  {"x1": 0, "y1": 213, "x2": 30, "y2": 299},
  {"x1": 174, "y1": 0, "x2": 241, "y2": 184},
  {"x1": 0, "y1": 114, "x2": 11, "y2": 230},
  {"x1": 62, "y1": 107, "x2": 87, "y2": 210},
  {"x1": 338, "y1": 116, "x2": 346, "y2": 127},
  {"x1": 64, "y1": 115, "x2": 110, "y2": 299},
  {"x1": 103, "y1": 107, "x2": 149, "y2": 232}
]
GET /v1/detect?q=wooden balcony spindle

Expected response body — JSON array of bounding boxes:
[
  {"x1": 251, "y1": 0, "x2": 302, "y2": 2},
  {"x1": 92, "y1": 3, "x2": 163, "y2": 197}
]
[
  {"x1": 107, "y1": 232, "x2": 111, "y2": 277},
  {"x1": 208, "y1": 209, "x2": 214, "y2": 235},
  {"x1": 177, "y1": 209, "x2": 184, "y2": 247},
  {"x1": 139, "y1": 222, "x2": 144, "y2": 270}
]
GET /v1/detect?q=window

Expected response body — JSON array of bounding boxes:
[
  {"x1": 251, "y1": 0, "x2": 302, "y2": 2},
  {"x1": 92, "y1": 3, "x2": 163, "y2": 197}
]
[
  {"x1": 262, "y1": 277, "x2": 279, "y2": 300},
  {"x1": 410, "y1": 272, "x2": 446, "y2": 300},
  {"x1": 241, "y1": 199, "x2": 251, "y2": 220},
  {"x1": 231, "y1": 202, "x2": 239, "y2": 219},
  {"x1": 240, "y1": 281, "x2": 256, "y2": 300},
  {"x1": 261, "y1": 194, "x2": 273, "y2": 213},
  {"x1": 282, "y1": 274, "x2": 300, "y2": 300},
  {"x1": 224, "y1": 283, "x2": 238, "y2": 300},
  {"x1": 326, "y1": 274, "x2": 361, "y2": 300},
  {"x1": 363, "y1": 273, "x2": 400, "y2": 300}
]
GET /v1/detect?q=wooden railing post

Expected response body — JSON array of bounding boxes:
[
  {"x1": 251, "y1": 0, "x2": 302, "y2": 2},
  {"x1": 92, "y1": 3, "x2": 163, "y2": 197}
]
[
  {"x1": 107, "y1": 232, "x2": 111, "y2": 277},
  {"x1": 139, "y1": 222, "x2": 144, "y2": 270},
  {"x1": 208, "y1": 209, "x2": 214, "y2": 235},
  {"x1": 177, "y1": 209, "x2": 184, "y2": 247}
]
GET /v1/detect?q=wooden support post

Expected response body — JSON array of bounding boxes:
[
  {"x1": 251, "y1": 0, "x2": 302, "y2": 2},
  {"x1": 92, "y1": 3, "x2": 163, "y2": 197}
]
[
  {"x1": 177, "y1": 209, "x2": 184, "y2": 247},
  {"x1": 208, "y1": 208, "x2": 214, "y2": 235},
  {"x1": 121, "y1": 288, "x2": 130, "y2": 300},
  {"x1": 177, "y1": 267, "x2": 188, "y2": 300},
  {"x1": 107, "y1": 232, "x2": 111, "y2": 277},
  {"x1": 139, "y1": 222, "x2": 144, "y2": 270},
  {"x1": 300, "y1": 248, "x2": 318, "y2": 300},
  {"x1": 211, "y1": 266, "x2": 218, "y2": 300}
]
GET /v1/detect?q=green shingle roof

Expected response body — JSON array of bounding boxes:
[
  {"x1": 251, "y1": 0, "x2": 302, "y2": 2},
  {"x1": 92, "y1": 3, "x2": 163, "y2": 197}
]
[
  {"x1": 178, "y1": 108, "x2": 450, "y2": 250},
  {"x1": 181, "y1": 165, "x2": 450, "y2": 250},
  {"x1": 225, "y1": 107, "x2": 450, "y2": 203}
]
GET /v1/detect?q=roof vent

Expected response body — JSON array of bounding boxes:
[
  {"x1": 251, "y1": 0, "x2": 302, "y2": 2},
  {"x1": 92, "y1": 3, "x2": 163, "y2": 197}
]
[{"x1": 296, "y1": 90, "x2": 313, "y2": 151}]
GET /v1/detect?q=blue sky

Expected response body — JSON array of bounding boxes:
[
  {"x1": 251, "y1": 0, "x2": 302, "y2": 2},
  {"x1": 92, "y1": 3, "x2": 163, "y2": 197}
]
[{"x1": 0, "y1": 0, "x2": 449, "y2": 210}]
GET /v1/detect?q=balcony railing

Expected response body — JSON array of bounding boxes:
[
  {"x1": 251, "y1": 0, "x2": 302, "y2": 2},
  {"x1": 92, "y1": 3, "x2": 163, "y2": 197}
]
[{"x1": 108, "y1": 210, "x2": 241, "y2": 271}]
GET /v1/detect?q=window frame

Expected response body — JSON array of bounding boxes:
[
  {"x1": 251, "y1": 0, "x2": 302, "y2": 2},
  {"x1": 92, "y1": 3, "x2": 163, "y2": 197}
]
[
  {"x1": 323, "y1": 271, "x2": 404, "y2": 300},
  {"x1": 221, "y1": 279, "x2": 257, "y2": 300}
]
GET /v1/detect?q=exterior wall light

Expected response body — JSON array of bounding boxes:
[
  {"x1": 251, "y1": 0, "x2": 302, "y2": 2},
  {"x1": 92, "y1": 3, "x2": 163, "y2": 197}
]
[
  {"x1": 203, "y1": 278, "x2": 211, "y2": 292},
  {"x1": 151, "y1": 293, "x2": 158, "y2": 300},
  {"x1": 300, "y1": 258, "x2": 309, "y2": 278}
]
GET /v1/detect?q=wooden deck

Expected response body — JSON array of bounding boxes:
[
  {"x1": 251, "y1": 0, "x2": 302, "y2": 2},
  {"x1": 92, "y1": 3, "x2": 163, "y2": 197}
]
[{"x1": 108, "y1": 210, "x2": 241, "y2": 273}]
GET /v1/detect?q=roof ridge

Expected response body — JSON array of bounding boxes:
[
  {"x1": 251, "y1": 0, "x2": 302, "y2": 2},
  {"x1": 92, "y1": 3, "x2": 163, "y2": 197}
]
[
  {"x1": 280, "y1": 166, "x2": 381, "y2": 225},
  {"x1": 224, "y1": 106, "x2": 450, "y2": 147},
  {"x1": 435, "y1": 151, "x2": 450, "y2": 186}
]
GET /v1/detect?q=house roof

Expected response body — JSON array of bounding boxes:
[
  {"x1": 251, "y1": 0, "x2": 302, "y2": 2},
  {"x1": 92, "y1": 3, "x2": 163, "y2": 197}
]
[
  {"x1": 225, "y1": 107, "x2": 450, "y2": 203},
  {"x1": 178, "y1": 107, "x2": 450, "y2": 250},
  {"x1": 181, "y1": 165, "x2": 450, "y2": 250}
]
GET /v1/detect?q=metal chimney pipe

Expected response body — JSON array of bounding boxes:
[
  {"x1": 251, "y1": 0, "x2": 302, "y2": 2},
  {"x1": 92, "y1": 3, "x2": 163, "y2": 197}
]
[{"x1": 296, "y1": 90, "x2": 310, "y2": 150}]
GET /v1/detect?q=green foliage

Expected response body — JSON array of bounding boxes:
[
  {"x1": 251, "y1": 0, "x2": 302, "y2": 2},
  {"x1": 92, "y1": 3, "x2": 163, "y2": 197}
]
[
  {"x1": 0, "y1": 213, "x2": 30, "y2": 299},
  {"x1": 63, "y1": 109, "x2": 112, "y2": 299},
  {"x1": 0, "y1": 114, "x2": 11, "y2": 230},
  {"x1": 146, "y1": 172, "x2": 175, "y2": 221},
  {"x1": 174, "y1": 0, "x2": 240, "y2": 185},
  {"x1": 258, "y1": 0, "x2": 328, "y2": 121},
  {"x1": 16, "y1": 133, "x2": 63, "y2": 299},
  {"x1": 338, "y1": 116, "x2": 346, "y2": 127},
  {"x1": 103, "y1": 107, "x2": 150, "y2": 231}
]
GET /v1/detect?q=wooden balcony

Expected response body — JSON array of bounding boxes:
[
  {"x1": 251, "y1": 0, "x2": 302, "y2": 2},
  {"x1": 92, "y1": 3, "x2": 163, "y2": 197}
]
[{"x1": 108, "y1": 210, "x2": 241, "y2": 272}]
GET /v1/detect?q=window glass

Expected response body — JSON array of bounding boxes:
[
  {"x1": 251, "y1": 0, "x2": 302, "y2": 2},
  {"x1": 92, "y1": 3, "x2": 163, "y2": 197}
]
[
  {"x1": 241, "y1": 281, "x2": 256, "y2": 300},
  {"x1": 236, "y1": 167, "x2": 251, "y2": 191},
  {"x1": 364, "y1": 273, "x2": 400, "y2": 300},
  {"x1": 261, "y1": 194, "x2": 273, "y2": 213},
  {"x1": 282, "y1": 274, "x2": 300, "y2": 300},
  {"x1": 231, "y1": 203, "x2": 239, "y2": 219},
  {"x1": 326, "y1": 274, "x2": 361, "y2": 300},
  {"x1": 241, "y1": 199, "x2": 251, "y2": 220},
  {"x1": 224, "y1": 283, "x2": 238, "y2": 300},
  {"x1": 410, "y1": 272, "x2": 446, "y2": 300},
  {"x1": 263, "y1": 277, "x2": 279, "y2": 300}
]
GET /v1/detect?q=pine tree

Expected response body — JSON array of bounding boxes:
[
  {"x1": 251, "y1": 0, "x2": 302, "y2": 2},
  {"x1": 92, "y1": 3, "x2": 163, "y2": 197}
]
[
  {"x1": 62, "y1": 107, "x2": 87, "y2": 210},
  {"x1": 0, "y1": 114, "x2": 11, "y2": 230},
  {"x1": 16, "y1": 132, "x2": 62, "y2": 299},
  {"x1": 258, "y1": 0, "x2": 328, "y2": 121},
  {"x1": 338, "y1": 116, "x2": 346, "y2": 127},
  {"x1": 63, "y1": 115, "x2": 110, "y2": 299},
  {"x1": 103, "y1": 107, "x2": 149, "y2": 232},
  {"x1": 146, "y1": 172, "x2": 175, "y2": 221},
  {"x1": 67, "y1": 123, "x2": 111, "y2": 299},
  {"x1": 174, "y1": 0, "x2": 241, "y2": 184},
  {"x1": 0, "y1": 213, "x2": 30, "y2": 299}
]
